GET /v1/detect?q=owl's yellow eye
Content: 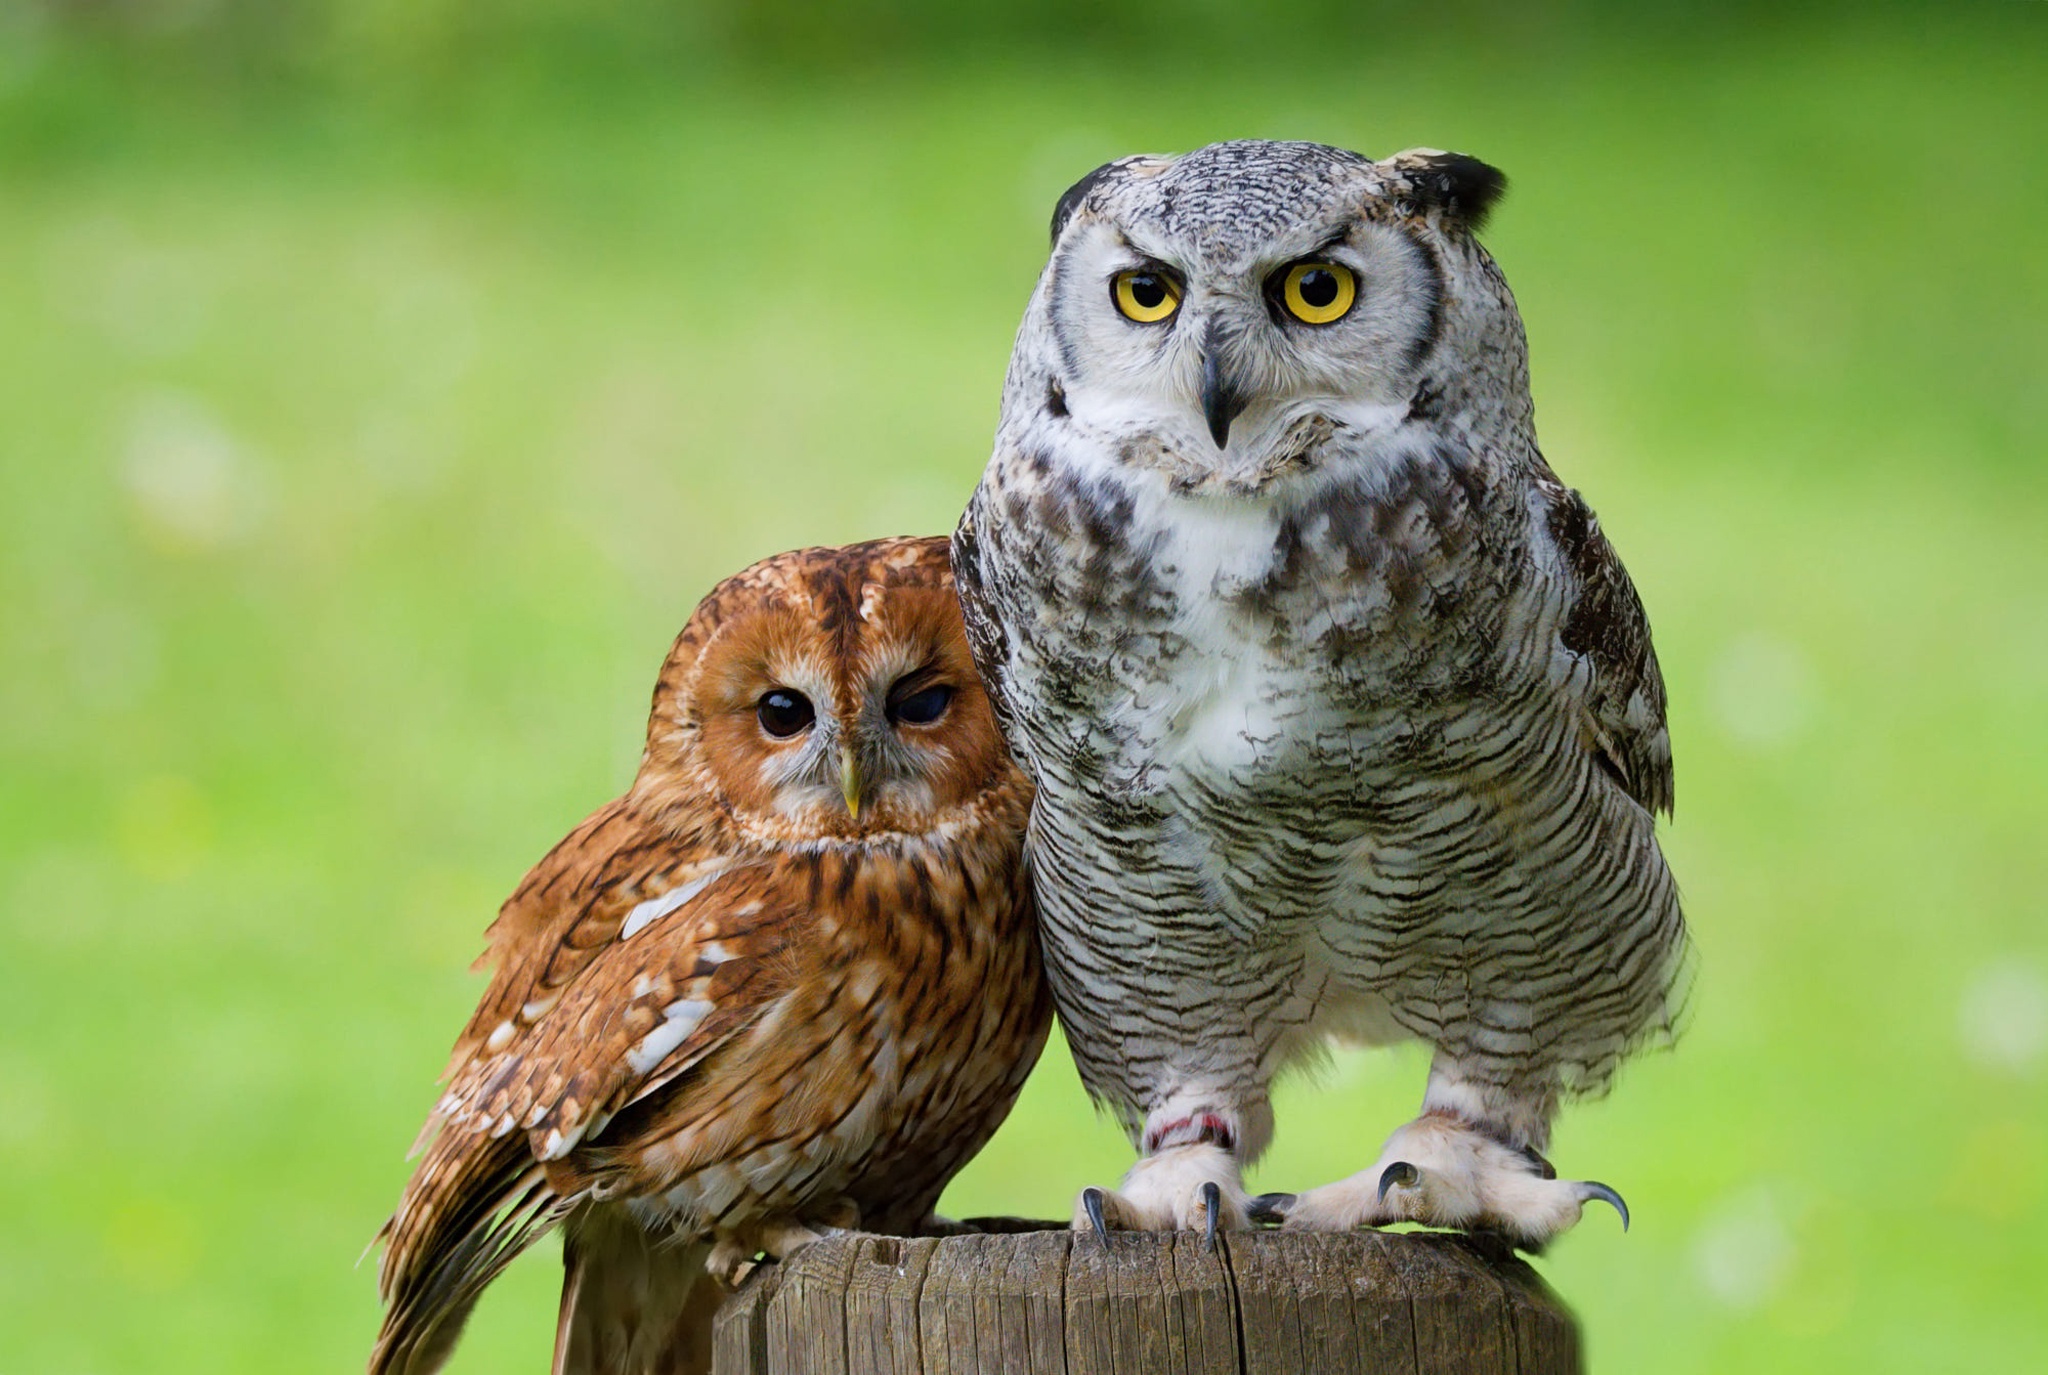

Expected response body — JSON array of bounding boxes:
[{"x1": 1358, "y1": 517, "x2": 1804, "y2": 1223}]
[
  {"x1": 1278, "y1": 262, "x2": 1357, "y2": 324},
  {"x1": 1111, "y1": 269, "x2": 1182, "y2": 324}
]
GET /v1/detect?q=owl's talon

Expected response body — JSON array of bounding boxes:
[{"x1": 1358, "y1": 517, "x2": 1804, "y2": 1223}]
[
  {"x1": 1247, "y1": 1192, "x2": 1295, "y2": 1226},
  {"x1": 1082, "y1": 1187, "x2": 1111, "y2": 1243},
  {"x1": 706, "y1": 1238, "x2": 762, "y2": 1286},
  {"x1": 1283, "y1": 1112, "x2": 1630, "y2": 1249},
  {"x1": 1578, "y1": 1181, "x2": 1630, "y2": 1231},
  {"x1": 1069, "y1": 1142, "x2": 1250, "y2": 1239}
]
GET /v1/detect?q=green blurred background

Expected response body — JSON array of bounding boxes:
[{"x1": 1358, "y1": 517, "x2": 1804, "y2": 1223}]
[{"x1": 2, "y1": 2, "x2": 2043, "y2": 1370}]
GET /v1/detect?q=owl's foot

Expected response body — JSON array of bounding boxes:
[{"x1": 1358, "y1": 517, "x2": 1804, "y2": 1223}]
[
  {"x1": 1250, "y1": 1112, "x2": 1627, "y2": 1251},
  {"x1": 1071, "y1": 1142, "x2": 1248, "y2": 1251},
  {"x1": 706, "y1": 1200, "x2": 862, "y2": 1283}
]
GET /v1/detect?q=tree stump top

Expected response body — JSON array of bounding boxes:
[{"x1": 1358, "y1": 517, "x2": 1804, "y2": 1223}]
[{"x1": 712, "y1": 1225, "x2": 1579, "y2": 1374}]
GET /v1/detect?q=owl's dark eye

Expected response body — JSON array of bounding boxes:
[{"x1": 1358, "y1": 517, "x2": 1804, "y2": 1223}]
[
  {"x1": 756, "y1": 688, "x2": 815, "y2": 738},
  {"x1": 887, "y1": 682, "x2": 954, "y2": 727}
]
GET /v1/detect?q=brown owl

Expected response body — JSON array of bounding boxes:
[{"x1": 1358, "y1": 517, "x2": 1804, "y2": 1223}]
[{"x1": 370, "y1": 537, "x2": 1048, "y2": 1375}]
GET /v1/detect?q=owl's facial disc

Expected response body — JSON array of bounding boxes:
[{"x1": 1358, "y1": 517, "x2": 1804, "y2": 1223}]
[
  {"x1": 648, "y1": 539, "x2": 1012, "y2": 850},
  {"x1": 1051, "y1": 195, "x2": 1446, "y2": 490},
  {"x1": 707, "y1": 599, "x2": 1002, "y2": 839}
]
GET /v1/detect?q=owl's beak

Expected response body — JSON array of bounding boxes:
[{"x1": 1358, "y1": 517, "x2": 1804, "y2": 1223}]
[
  {"x1": 1199, "y1": 322, "x2": 1251, "y2": 450},
  {"x1": 839, "y1": 743, "x2": 863, "y2": 819}
]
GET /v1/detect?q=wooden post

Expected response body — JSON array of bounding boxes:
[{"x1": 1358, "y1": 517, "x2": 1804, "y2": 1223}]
[{"x1": 711, "y1": 1225, "x2": 1580, "y2": 1374}]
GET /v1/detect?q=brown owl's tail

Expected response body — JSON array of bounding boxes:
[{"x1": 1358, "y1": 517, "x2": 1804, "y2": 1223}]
[
  {"x1": 553, "y1": 1207, "x2": 725, "y2": 1375},
  {"x1": 369, "y1": 1126, "x2": 570, "y2": 1375}
]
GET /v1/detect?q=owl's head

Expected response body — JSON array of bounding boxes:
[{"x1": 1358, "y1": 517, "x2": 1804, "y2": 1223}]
[
  {"x1": 638, "y1": 537, "x2": 1018, "y2": 846},
  {"x1": 1025, "y1": 140, "x2": 1520, "y2": 491}
]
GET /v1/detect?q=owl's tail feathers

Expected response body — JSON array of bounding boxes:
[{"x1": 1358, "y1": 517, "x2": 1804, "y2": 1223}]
[
  {"x1": 553, "y1": 1207, "x2": 724, "y2": 1375},
  {"x1": 369, "y1": 1127, "x2": 571, "y2": 1375}
]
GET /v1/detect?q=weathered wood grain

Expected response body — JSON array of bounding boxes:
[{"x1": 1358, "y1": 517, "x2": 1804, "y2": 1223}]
[
  {"x1": 1169, "y1": 1230, "x2": 1239, "y2": 1372},
  {"x1": 711, "y1": 1266, "x2": 768, "y2": 1375},
  {"x1": 994, "y1": 1229, "x2": 1071, "y2": 1375},
  {"x1": 919, "y1": 1231, "x2": 998, "y2": 1374},
  {"x1": 1397, "y1": 1231, "x2": 1513, "y2": 1373},
  {"x1": 709, "y1": 1226, "x2": 1580, "y2": 1374},
  {"x1": 763, "y1": 1235, "x2": 857, "y2": 1375},
  {"x1": 845, "y1": 1235, "x2": 937, "y2": 1375},
  {"x1": 1458, "y1": 1234, "x2": 1582, "y2": 1375}
]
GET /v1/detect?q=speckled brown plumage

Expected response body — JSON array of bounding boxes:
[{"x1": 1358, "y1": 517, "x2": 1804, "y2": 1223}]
[{"x1": 371, "y1": 537, "x2": 1048, "y2": 1375}]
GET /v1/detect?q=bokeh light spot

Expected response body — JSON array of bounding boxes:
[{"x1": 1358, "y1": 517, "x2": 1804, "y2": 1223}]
[
  {"x1": 119, "y1": 391, "x2": 268, "y2": 552},
  {"x1": 1692, "y1": 1184, "x2": 1796, "y2": 1311},
  {"x1": 1957, "y1": 958, "x2": 2048, "y2": 1075},
  {"x1": 1706, "y1": 631, "x2": 1818, "y2": 751}
]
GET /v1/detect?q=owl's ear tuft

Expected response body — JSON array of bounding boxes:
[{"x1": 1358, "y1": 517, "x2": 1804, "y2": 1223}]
[
  {"x1": 1050, "y1": 160, "x2": 1122, "y2": 245},
  {"x1": 1387, "y1": 150, "x2": 1508, "y2": 232},
  {"x1": 1050, "y1": 155, "x2": 1161, "y2": 246}
]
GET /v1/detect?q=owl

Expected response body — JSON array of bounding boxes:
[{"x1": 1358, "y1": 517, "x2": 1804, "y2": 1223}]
[
  {"x1": 370, "y1": 537, "x2": 1048, "y2": 1375},
  {"x1": 952, "y1": 141, "x2": 1689, "y2": 1250}
]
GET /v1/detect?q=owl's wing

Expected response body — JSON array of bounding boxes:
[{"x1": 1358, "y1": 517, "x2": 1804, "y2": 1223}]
[
  {"x1": 949, "y1": 503, "x2": 1021, "y2": 750},
  {"x1": 372, "y1": 799, "x2": 792, "y2": 1375},
  {"x1": 431, "y1": 800, "x2": 713, "y2": 1087},
  {"x1": 1535, "y1": 471, "x2": 1675, "y2": 817}
]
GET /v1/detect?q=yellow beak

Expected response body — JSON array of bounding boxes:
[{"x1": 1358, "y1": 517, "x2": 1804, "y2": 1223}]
[{"x1": 839, "y1": 744, "x2": 862, "y2": 819}]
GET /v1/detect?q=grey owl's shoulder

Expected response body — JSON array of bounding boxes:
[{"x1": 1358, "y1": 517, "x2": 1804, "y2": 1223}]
[
  {"x1": 950, "y1": 500, "x2": 1021, "y2": 754},
  {"x1": 1531, "y1": 463, "x2": 1674, "y2": 816}
]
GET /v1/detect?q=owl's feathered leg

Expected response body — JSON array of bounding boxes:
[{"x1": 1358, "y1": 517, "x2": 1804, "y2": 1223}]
[
  {"x1": 1252, "y1": 1064, "x2": 1627, "y2": 1251},
  {"x1": 1068, "y1": 1090, "x2": 1268, "y2": 1248}
]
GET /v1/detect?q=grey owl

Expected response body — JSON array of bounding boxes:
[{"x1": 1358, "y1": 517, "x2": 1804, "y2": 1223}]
[{"x1": 951, "y1": 140, "x2": 1690, "y2": 1248}]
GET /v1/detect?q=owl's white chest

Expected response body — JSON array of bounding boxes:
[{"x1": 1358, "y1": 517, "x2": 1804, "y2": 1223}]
[
  {"x1": 1105, "y1": 492, "x2": 1319, "y2": 778},
  {"x1": 985, "y1": 424, "x2": 1486, "y2": 810}
]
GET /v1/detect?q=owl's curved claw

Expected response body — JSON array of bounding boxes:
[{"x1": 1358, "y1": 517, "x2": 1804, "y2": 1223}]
[
  {"x1": 1081, "y1": 1186, "x2": 1111, "y2": 1244},
  {"x1": 1578, "y1": 1181, "x2": 1629, "y2": 1231},
  {"x1": 1246, "y1": 1192, "x2": 1295, "y2": 1226},
  {"x1": 1071, "y1": 1142, "x2": 1248, "y2": 1238},
  {"x1": 1282, "y1": 1113, "x2": 1630, "y2": 1249}
]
